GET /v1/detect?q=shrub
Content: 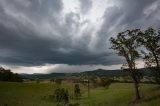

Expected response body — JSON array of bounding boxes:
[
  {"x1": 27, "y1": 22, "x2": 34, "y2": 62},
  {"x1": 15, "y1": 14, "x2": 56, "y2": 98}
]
[
  {"x1": 97, "y1": 77, "x2": 113, "y2": 88},
  {"x1": 53, "y1": 88, "x2": 69, "y2": 104}
]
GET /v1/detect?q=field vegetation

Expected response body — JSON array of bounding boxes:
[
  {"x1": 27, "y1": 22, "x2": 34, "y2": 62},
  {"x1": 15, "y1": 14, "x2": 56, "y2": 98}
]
[{"x1": 0, "y1": 81, "x2": 160, "y2": 106}]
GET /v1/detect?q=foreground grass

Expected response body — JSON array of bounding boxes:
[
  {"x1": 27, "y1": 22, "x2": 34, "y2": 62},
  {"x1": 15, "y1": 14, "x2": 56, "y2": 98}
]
[{"x1": 0, "y1": 82, "x2": 160, "y2": 106}]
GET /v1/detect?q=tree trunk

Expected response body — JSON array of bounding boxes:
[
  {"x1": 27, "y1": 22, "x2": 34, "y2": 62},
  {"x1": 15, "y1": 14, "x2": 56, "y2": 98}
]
[
  {"x1": 134, "y1": 81, "x2": 140, "y2": 100},
  {"x1": 152, "y1": 52, "x2": 160, "y2": 84},
  {"x1": 154, "y1": 67, "x2": 160, "y2": 84},
  {"x1": 152, "y1": 52, "x2": 160, "y2": 68},
  {"x1": 132, "y1": 75, "x2": 141, "y2": 100},
  {"x1": 126, "y1": 53, "x2": 141, "y2": 100}
]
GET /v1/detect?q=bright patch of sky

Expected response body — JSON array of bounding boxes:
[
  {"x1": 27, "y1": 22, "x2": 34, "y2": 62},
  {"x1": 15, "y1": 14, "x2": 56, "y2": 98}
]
[{"x1": 62, "y1": 0, "x2": 113, "y2": 23}]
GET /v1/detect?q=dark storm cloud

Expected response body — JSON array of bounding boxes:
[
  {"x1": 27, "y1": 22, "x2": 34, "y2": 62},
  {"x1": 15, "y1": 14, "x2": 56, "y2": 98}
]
[
  {"x1": 99, "y1": 0, "x2": 160, "y2": 37},
  {"x1": 95, "y1": 0, "x2": 160, "y2": 58},
  {"x1": 0, "y1": 0, "x2": 159, "y2": 67}
]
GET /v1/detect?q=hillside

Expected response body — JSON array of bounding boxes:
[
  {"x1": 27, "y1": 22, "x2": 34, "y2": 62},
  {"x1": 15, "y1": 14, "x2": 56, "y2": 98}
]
[{"x1": 20, "y1": 68, "x2": 152, "y2": 79}]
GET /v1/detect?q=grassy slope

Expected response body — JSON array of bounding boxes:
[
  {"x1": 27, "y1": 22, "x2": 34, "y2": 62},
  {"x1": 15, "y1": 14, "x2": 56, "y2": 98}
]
[{"x1": 0, "y1": 82, "x2": 160, "y2": 106}]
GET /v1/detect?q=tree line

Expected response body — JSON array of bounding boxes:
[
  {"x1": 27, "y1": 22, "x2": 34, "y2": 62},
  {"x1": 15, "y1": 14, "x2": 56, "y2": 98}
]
[
  {"x1": 0, "y1": 67, "x2": 23, "y2": 82},
  {"x1": 110, "y1": 27, "x2": 160, "y2": 100}
]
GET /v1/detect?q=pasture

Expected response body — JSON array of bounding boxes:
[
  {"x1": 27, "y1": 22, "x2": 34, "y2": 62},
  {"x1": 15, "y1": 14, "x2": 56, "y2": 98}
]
[{"x1": 0, "y1": 82, "x2": 160, "y2": 106}]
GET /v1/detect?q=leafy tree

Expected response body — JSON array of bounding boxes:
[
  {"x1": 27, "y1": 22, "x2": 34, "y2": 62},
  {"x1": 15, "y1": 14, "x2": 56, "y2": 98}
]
[
  {"x1": 110, "y1": 29, "x2": 141, "y2": 100},
  {"x1": 74, "y1": 84, "x2": 81, "y2": 99},
  {"x1": 137, "y1": 27, "x2": 160, "y2": 83}
]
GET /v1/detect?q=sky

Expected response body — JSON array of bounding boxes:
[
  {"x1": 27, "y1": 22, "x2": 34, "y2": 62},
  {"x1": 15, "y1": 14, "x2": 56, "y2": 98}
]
[{"x1": 0, "y1": 0, "x2": 160, "y2": 74}]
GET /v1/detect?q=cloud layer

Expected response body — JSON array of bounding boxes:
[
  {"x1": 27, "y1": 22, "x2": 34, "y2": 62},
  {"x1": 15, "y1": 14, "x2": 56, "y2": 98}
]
[{"x1": 0, "y1": 0, "x2": 160, "y2": 73}]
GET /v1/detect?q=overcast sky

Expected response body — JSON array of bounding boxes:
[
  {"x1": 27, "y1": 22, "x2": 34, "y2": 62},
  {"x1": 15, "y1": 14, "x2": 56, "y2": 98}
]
[{"x1": 0, "y1": 0, "x2": 160, "y2": 73}]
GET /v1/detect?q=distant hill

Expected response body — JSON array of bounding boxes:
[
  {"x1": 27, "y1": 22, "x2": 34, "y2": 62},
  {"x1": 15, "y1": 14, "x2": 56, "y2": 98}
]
[
  {"x1": 82, "y1": 68, "x2": 152, "y2": 76},
  {"x1": 20, "y1": 73, "x2": 66, "y2": 79},
  {"x1": 81, "y1": 69, "x2": 127, "y2": 77},
  {"x1": 20, "y1": 68, "x2": 152, "y2": 79}
]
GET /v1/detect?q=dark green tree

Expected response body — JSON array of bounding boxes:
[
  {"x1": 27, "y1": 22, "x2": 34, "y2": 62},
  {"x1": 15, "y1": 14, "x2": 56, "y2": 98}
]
[
  {"x1": 110, "y1": 29, "x2": 141, "y2": 100},
  {"x1": 137, "y1": 27, "x2": 160, "y2": 83},
  {"x1": 0, "y1": 67, "x2": 23, "y2": 82}
]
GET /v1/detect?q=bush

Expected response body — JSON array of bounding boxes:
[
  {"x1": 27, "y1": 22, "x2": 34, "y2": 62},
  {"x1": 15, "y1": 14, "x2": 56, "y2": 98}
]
[
  {"x1": 97, "y1": 77, "x2": 113, "y2": 88},
  {"x1": 53, "y1": 88, "x2": 69, "y2": 104}
]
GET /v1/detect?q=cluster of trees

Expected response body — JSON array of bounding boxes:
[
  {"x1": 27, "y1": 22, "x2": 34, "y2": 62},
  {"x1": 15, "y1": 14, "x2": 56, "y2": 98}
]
[
  {"x1": 52, "y1": 84, "x2": 81, "y2": 106},
  {"x1": 110, "y1": 27, "x2": 160, "y2": 100},
  {"x1": 0, "y1": 67, "x2": 23, "y2": 82},
  {"x1": 50, "y1": 78, "x2": 63, "y2": 85}
]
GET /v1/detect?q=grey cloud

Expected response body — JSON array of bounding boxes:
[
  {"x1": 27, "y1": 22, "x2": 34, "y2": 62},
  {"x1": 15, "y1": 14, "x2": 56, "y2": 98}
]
[
  {"x1": 79, "y1": 0, "x2": 92, "y2": 14},
  {"x1": 0, "y1": 0, "x2": 159, "y2": 68},
  {"x1": 95, "y1": 0, "x2": 160, "y2": 56}
]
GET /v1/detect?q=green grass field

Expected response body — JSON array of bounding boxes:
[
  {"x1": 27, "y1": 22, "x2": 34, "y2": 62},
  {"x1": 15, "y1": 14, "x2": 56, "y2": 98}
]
[{"x1": 0, "y1": 82, "x2": 160, "y2": 106}]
